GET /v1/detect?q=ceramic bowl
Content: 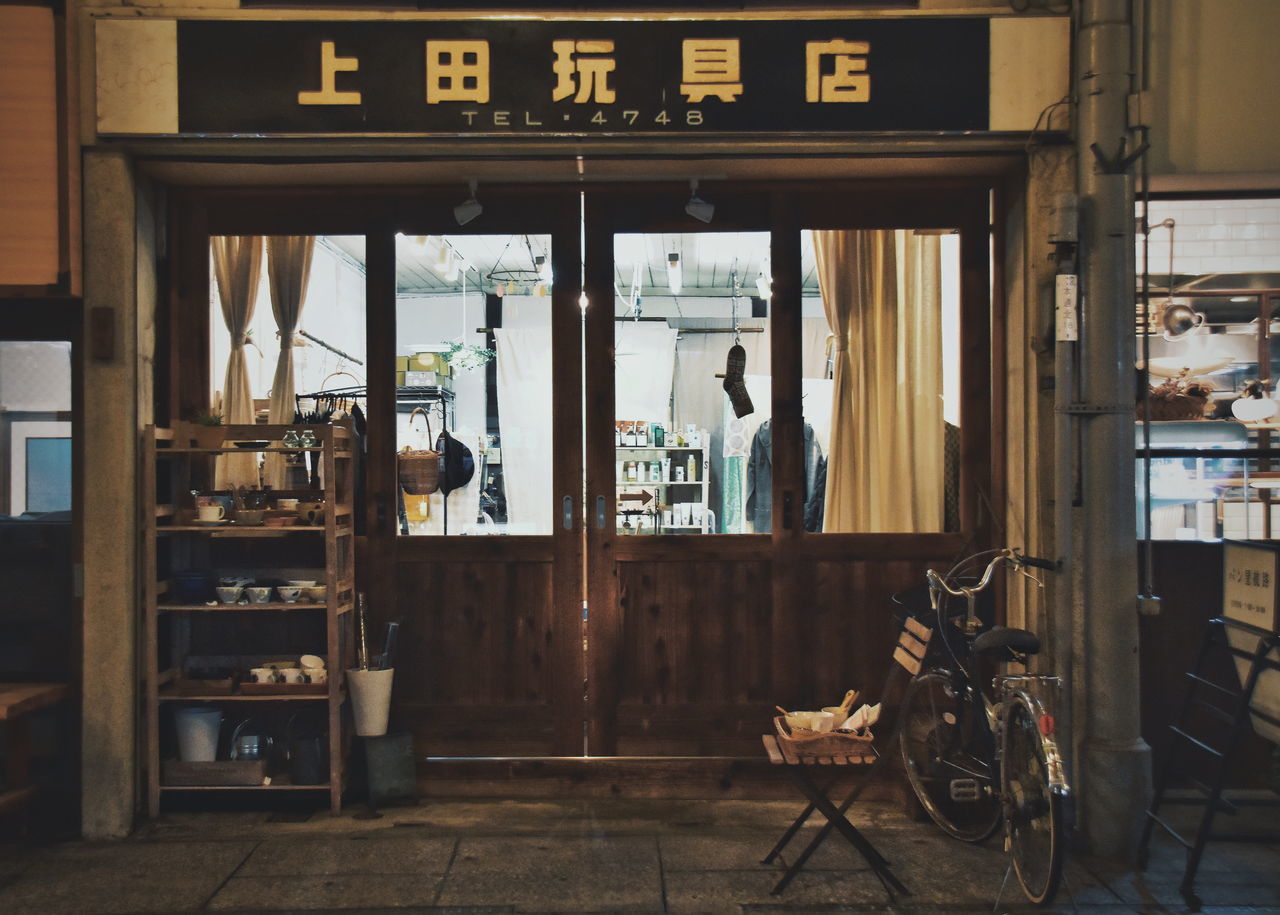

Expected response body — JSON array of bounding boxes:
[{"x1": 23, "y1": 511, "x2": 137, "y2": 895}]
[
  {"x1": 215, "y1": 585, "x2": 243, "y2": 605},
  {"x1": 277, "y1": 587, "x2": 302, "y2": 604},
  {"x1": 302, "y1": 585, "x2": 327, "y2": 603}
]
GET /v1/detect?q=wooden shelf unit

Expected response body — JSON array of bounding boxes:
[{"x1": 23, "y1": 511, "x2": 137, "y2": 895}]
[{"x1": 142, "y1": 421, "x2": 357, "y2": 816}]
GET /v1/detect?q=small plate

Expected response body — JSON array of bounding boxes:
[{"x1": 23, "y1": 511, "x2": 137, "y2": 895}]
[{"x1": 234, "y1": 440, "x2": 270, "y2": 449}]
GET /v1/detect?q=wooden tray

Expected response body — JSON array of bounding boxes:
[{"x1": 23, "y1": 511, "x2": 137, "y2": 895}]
[
  {"x1": 162, "y1": 759, "x2": 268, "y2": 786},
  {"x1": 168, "y1": 677, "x2": 236, "y2": 696},
  {"x1": 773, "y1": 717, "x2": 875, "y2": 758},
  {"x1": 239, "y1": 682, "x2": 326, "y2": 696}
]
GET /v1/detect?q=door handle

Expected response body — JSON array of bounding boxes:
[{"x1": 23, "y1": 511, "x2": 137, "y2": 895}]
[
  {"x1": 782, "y1": 491, "x2": 794, "y2": 530},
  {"x1": 596, "y1": 495, "x2": 606, "y2": 530},
  {"x1": 563, "y1": 495, "x2": 574, "y2": 531}
]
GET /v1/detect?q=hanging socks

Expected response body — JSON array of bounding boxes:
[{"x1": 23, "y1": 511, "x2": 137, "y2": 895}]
[{"x1": 723, "y1": 343, "x2": 754, "y2": 418}]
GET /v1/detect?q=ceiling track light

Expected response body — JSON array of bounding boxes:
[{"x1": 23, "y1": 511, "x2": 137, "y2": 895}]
[
  {"x1": 667, "y1": 252, "x2": 683, "y2": 295},
  {"x1": 684, "y1": 179, "x2": 714, "y2": 224},
  {"x1": 454, "y1": 179, "x2": 483, "y2": 226}
]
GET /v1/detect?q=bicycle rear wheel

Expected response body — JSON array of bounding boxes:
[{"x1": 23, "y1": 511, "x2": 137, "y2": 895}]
[
  {"x1": 898, "y1": 669, "x2": 1001, "y2": 842},
  {"x1": 1002, "y1": 693, "x2": 1066, "y2": 905}
]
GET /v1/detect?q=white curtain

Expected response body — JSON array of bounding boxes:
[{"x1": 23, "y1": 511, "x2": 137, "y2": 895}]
[
  {"x1": 814, "y1": 229, "x2": 944, "y2": 532},
  {"x1": 263, "y1": 236, "x2": 314, "y2": 490},
  {"x1": 495, "y1": 328, "x2": 553, "y2": 534},
  {"x1": 615, "y1": 322, "x2": 678, "y2": 421},
  {"x1": 211, "y1": 236, "x2": 263, "y2": 489}
]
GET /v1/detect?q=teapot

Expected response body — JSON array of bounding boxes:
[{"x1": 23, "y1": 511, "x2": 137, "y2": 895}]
[{"x1": 228, "y1": 718, "x2": 274, "y2": 761}]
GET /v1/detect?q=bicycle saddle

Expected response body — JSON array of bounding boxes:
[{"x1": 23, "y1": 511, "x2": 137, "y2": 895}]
[{"x1": 973, "y1": 626, "x2": 1040, "y2": 657}]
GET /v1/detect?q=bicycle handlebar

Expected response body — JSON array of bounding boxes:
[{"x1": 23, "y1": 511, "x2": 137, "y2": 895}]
[{"x1": 927, "y1": 548, "x2": 1056, "y2": 601}]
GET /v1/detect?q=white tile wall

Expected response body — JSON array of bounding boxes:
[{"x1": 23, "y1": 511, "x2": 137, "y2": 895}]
[{"x1": 1139, "y1": 199, "x2": 1280, "y2": 277}]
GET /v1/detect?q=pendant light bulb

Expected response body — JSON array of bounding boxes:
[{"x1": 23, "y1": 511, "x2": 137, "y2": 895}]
[{"x1": 755, "y1": 273, "x2": 772, "y2": 299}]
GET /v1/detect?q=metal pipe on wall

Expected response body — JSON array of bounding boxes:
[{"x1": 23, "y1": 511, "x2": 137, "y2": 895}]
[{"x1": 1074, "y1": 0, "x2": 1153, "y2": 859}]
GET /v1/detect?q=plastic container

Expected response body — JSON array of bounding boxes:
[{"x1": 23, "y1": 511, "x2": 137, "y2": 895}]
[
  {"x1": 347, "y1": 667, "x2": 394, "y2": 737},
  {"x1": 174, "y1": 707, "x2": 223, "y2": 761}
]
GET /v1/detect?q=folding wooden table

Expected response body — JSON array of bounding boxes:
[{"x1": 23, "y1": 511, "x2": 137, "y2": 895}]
[{"x1": 761, "y1": 732, "x2": 909, "y2": 901}]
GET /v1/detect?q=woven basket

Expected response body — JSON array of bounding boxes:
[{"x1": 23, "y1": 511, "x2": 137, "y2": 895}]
[
  {"x1": 398, "y1": 407, "x2": 441, "y2": 495},
  {"x1": 773, "y1": 716, "x2": 875, "y2": 757}
]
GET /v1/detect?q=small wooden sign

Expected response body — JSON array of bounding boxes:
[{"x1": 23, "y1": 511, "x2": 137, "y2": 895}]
[{"x1": 1223, "y1": 540, "x2": 1280, "y2": 633}]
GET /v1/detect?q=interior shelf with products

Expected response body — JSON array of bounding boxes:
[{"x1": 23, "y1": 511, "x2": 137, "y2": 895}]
[
  {"x1": 141, "y1": 421, "x2": 356, "y2": 815},
  {"x1": 615, "y1": 426, "x2": 712, "y2": 534}
]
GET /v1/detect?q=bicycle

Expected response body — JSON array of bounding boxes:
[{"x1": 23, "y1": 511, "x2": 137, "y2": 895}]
[{"x1": 895, "y1": 547, "x2": 1070, "y2": 906}]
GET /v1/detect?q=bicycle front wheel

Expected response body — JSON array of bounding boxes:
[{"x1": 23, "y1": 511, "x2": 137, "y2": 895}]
[
  {"x1": 898, "y1": 669, "x2": 1001, "y2": 842},
  {"x1": 1002, "y1": 693, "x2": 1066, "y2": 905}
]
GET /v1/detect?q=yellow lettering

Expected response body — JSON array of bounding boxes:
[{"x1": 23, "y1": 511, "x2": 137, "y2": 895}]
[
  {"x1": 426, "y1": 40, "x2": 491, "y2": 104},
  {"x1": 805, "y1": 40, "x2": 871, "y2": 103},
  {"x1": 680, "y1": 39, "x2": 744, "y2": 103},
  {"x1": 297, "y1": 41, "x2": 361, "y2": 106}
]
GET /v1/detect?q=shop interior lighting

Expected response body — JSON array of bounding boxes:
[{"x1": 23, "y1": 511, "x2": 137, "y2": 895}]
[
  {"x1": 453, "y1": 179, "x2": 483, "y2": 226},
  {"x1": 535, "y1": 254, "x2": 553, "y2": 285},
  {"x1": 684, "y1": 179, "x2": 714, "y2": 224},
  {"x1": 667, "y1": 252, "x2": 682, "y2": 294}
]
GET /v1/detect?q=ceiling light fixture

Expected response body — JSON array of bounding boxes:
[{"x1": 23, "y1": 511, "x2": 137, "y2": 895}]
[
  {"x1": 667, "y1": 252, "x2": 683, "y2": 295},
  {"x1": 755, "y1": 272, "x2": 772, "y2": 299},
  {"x1": 684, "y1": 179, "x2": 714, "y2": 224},
  {"x1": 453, "y1": 179, "x2": 483, "y2": 226},
  {"x1": 535, "y1": 254, "x2": 553, "y2": 285}
]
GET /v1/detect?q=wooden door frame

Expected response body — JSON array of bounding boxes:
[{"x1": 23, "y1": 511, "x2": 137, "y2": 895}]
[{"x1": 583, "y1": 178, "x2": 998, "y2": 754}]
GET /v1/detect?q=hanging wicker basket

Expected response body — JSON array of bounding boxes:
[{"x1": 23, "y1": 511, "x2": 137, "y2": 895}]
[{"x1": 398, "y1": 408, "x2": 441, "y2": 495}]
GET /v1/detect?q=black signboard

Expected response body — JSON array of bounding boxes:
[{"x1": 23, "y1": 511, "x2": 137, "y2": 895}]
[{"x1": 177, "y1": 19, "x2": 988, "y2": 136}]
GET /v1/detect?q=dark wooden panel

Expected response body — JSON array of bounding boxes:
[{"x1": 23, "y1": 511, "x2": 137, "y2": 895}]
[
  {"x1": 396, "y1": 703, "x2": 557, "y2": 757},
  {"x1": 1142, "y1": 541, "x2": 1273, "y2": 788},
  {"x1": 391, "y1": 560, "x2": 557, "y2": 707},
  {"x1": 792, "y1": 558, "x2": 940, "y2": 713},
  {"x1": 617, "y1": 560, "x2": 773, "y2": 707}
]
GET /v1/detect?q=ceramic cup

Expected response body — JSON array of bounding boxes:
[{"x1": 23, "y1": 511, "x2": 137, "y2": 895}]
[
  {"x1": 197, "y1": 504, "x2": 225, "y2": 523},
  {"x1": 276, "y1": 498, "x2": 299, "y2": 511},
  {"x1": 245, "y1": 586, "x2": 273, "y2": 604},
  {"x1": 296, "y1": 502, "x2": 324, "y2": 525},
  {"x1": 215, "y1": 585, "x2": 243, "y2": 604},
  {"x1": 277, "y1": 587, "x2": 302, "y2": 604},
  {"x1": 247, "y1": 667, "x2": 280, "y2": 684},
  {"x1": 277, "y1": 667, "x2": 307, "y2": 684},
  {"x1": 304, "y1": 668, "x2": 328, "y2": 685}
]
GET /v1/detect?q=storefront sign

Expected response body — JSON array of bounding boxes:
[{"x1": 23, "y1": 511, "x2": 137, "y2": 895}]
[
  {"x1": 175, "y1": 19, "x2": 988, "y2": 136},
  {"x1": 1223, "y1": 540, "x2": 1280, "y2": 633}
]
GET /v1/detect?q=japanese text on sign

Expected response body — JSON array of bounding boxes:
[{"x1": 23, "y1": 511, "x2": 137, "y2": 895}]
[{"x1": 1224, "y1": 541, "x2": 1280, "y2": 633}]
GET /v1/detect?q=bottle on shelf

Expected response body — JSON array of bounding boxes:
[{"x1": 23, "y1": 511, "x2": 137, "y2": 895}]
[{"x1": 686, "y1": 454, "x2": 697, "y2": 482}]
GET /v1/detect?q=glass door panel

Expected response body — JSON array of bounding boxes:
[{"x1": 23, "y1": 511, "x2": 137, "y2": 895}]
[
  {"x1": 394, "y1": 233, "x2": 554, "y2": 536},
  {"x1": 611, "y1": 231, "x2": 771, "y2": 535},
  {"x1": 800, "y1": 228, "x2": 961, "y2": 533}
]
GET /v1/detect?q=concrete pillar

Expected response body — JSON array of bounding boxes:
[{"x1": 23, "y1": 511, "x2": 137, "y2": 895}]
[
  {"x1": 81, "y1": 149, "x2": 143, "y2": 838},
  {"x1": 1074, "y1": 0, "x2": 1152, "y2": 859}
]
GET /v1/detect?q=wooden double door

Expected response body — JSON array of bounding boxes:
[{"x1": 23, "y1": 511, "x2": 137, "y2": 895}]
[{"x1": 177, "y1": 180, "x2": 995, "y2": 760}]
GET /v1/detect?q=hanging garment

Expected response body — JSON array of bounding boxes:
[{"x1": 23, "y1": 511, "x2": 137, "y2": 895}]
[
  {"x1": 804, "y1": 454, "x2": 828, "y2": 532},
  {"x1": 745, "y1": 420, "x2": 824, "y2": 534}
]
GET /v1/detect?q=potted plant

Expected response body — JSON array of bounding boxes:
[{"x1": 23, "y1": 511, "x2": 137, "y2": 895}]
[{"x1": 191, "y1": 411, "x2": 225, "y2": 449}]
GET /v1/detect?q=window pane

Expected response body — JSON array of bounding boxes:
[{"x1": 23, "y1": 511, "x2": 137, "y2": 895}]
[
  {"x1": 612, "y1": 231, "x2": 771, "y2": 535},
  {"x1": 209, "y1": 235, "x2": 368, "y2": 492},
  {"x1": 804, "y1": 229, "x2": 960, "y2": 533},
  {"x1": 396, "y1": 234, "x2": 553, "y2": 536}
]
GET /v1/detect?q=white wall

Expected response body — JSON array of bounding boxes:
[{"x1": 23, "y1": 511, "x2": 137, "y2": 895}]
[
  {"x1": 1140, "y1": 198, "x2": 1280, "y2": 276},
  {"x1": 0, "y1": 341, "x2": 71, "y2": 411}
]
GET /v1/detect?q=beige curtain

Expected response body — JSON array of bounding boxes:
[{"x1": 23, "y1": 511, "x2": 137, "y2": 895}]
[
  {"x1": 814, "y1": 230, "x2": 944, "y2": 532},
  {"x1": 211, "y1": 235, "x2": 263, "y2": 489},
  {"x1": 262, "y1": 236, "x2": 315, "y2": 490}
]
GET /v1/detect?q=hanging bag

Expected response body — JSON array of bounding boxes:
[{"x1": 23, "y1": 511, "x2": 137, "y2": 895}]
[{"x1": 398, "y1": 407, "x2": 442, "y2": 495}]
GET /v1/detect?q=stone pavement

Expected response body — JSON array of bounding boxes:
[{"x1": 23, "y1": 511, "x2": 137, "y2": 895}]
[{"x1": 1, "y1": 798, "x2": 1278, "y2": 913}]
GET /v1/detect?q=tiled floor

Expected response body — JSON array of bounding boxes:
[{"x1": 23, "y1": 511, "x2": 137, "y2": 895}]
[{"x1": 1, "y1": 798, "x2": 1278, "y2": 913}]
